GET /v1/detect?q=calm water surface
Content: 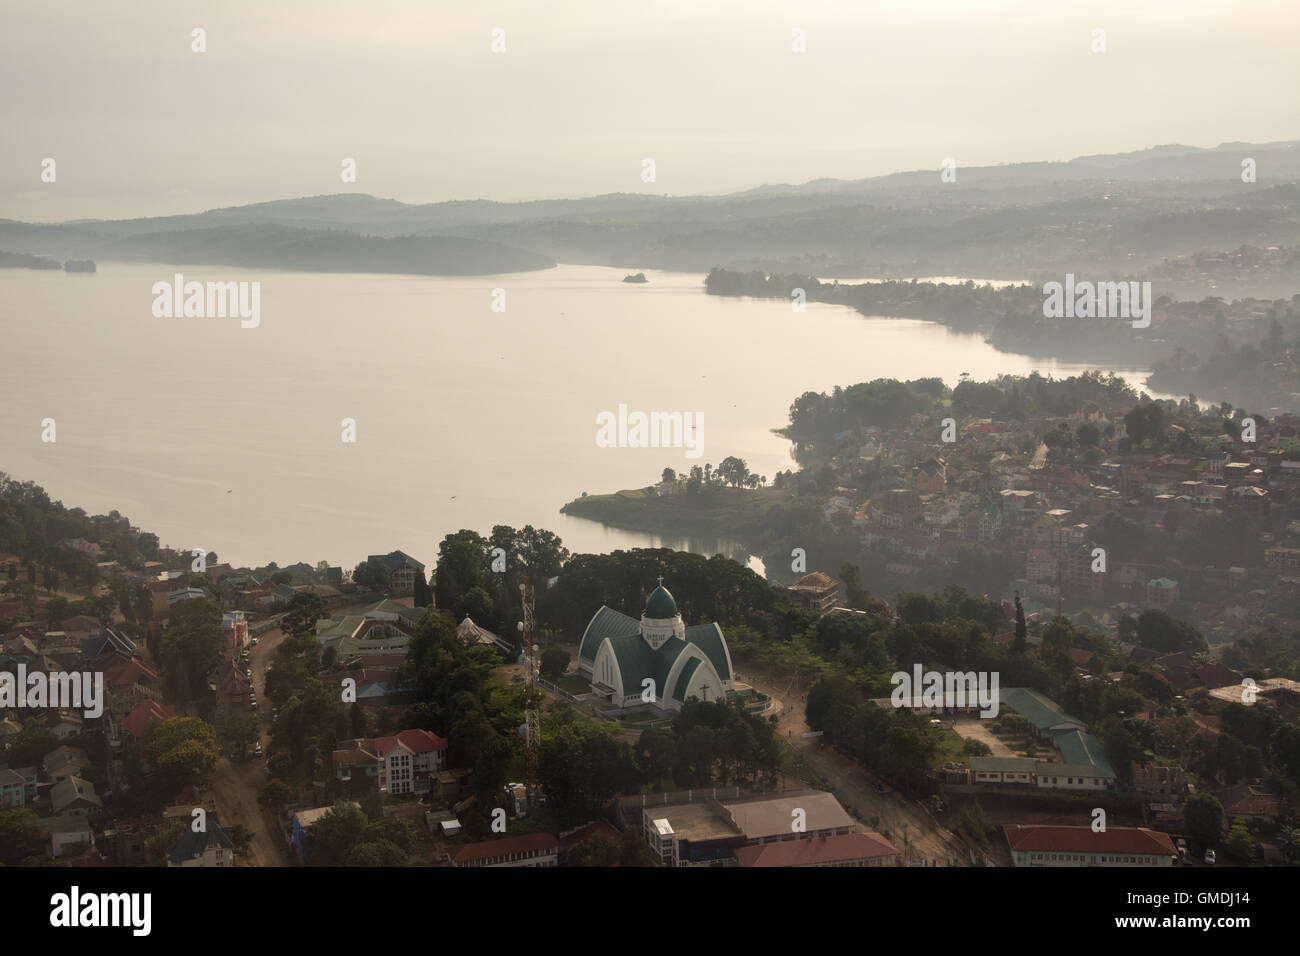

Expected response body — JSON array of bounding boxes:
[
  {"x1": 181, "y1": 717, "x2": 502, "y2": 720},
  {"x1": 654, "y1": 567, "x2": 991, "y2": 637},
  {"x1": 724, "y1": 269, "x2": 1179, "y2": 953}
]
[{"x1": 0, "y1": 263, "x2": 1159, "y2": 574}]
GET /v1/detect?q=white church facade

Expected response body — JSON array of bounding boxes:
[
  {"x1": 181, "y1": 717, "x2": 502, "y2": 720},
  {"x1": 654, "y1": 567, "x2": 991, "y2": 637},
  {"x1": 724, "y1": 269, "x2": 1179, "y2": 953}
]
[{"x1": 577, "y1": 580, "x2": 733, "y2": 713}]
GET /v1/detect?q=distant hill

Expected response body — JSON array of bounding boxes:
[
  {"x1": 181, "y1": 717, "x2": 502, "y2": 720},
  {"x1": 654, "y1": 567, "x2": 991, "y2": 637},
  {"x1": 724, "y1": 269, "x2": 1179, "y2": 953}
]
[
  {"x1": 0, "y1": 221, "x2": 555, "y2": 276},
  {"x1": 1, "y1": 140, "x2": 1295, "y2": 287}
]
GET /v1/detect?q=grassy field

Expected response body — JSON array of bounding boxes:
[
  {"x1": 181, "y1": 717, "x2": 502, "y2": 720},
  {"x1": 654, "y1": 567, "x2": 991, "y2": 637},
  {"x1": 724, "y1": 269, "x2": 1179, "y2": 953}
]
[{"x1": 552, "y1": 674, "x2": 590, "y2": 696}]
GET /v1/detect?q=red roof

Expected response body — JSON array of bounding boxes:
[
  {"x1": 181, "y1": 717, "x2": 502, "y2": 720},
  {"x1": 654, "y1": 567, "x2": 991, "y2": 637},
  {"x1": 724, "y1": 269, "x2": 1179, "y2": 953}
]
[
  {"x1": 559, "y1": 821, "x2": 621, "y2": 850},
  {"x1": 453, "y1": 832, "x2": 559, "y2": 864},
  {"x1": 122, "y1": 700, "x2": 175, "y2": 737},
  {"x1": 374, "y1": 728, "x2": 447, "y2": 756},
  {"x1": 1004, "y1": 825, "x2": 1175, "y2": 856},
  {"x1": 1194, "y1": 663, "x2": 1242, "y2": 688},
  {"x1": 734, "y1": 832, "x2": 900, "y2": 867},
  {"x1": 102, "y1": 656, "x2": 159, "y2": 687}
]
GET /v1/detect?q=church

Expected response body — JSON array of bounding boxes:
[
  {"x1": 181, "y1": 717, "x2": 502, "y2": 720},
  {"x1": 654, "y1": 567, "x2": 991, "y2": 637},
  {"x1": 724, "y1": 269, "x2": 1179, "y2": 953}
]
[{"x1": 577, "y1": 580, "x2": 734, "y2": 713}]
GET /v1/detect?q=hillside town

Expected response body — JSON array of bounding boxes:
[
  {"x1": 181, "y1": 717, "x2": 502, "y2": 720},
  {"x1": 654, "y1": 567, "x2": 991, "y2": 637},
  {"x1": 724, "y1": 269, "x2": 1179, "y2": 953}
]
[{"x1": 3, "y1": 373, "x2": 1300, "y2": 871}]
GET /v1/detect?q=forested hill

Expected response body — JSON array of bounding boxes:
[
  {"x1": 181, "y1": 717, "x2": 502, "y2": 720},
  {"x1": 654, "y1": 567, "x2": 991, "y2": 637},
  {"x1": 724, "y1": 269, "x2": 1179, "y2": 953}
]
[{"x1": 3, "y1": 140, "x2": 1296, "y2": 287}]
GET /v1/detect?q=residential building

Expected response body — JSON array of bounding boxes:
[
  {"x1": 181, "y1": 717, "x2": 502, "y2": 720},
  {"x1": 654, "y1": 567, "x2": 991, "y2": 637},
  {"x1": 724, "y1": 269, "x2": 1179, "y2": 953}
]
[
  {"x1": 639, "y1": 789, "x2": 856, "y2": 867},
  {"x1": 733, "y1": 832, "x2": 899, "y2": 867},
  {"x1": 1004, "y1": 825, "x2": 1176, "y2": 867},
  {"x1": 41, "y1": 815, "x2": 95, "y2": 859},
  {"x1": 452, "y1": 832, "x2": 559, "y2": 867},
  {"x1": 50, "y1": 775, "x2": 102, "y2": 815},
  {"x1": 782, "y1": 571, "x2": 841, "y2": 615},
  {"x1": 167, "y1": 826, "x2": 234, "y2": 867},
  {"x1": 367, "y1": 551, "x2": 426, "y2": 596}
]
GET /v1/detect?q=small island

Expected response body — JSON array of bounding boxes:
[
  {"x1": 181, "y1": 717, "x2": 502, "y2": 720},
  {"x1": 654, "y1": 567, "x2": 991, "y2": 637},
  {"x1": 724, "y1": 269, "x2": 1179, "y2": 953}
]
[
  {"x1": 64, "y1": 258, "x2": 97, "y2": 273},
  {"x1": 622, "y1": 271, "x2": 648, "y2": 283},
  {"x1": 0, "y1": 250, "x2": 62, "y2": 270}
]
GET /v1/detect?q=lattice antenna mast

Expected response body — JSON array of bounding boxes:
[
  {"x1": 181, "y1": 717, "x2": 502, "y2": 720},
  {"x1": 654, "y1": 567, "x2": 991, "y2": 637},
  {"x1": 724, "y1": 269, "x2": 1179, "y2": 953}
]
[{"x1": 517, "y1": 574, "x2": 540, "y2": 803}]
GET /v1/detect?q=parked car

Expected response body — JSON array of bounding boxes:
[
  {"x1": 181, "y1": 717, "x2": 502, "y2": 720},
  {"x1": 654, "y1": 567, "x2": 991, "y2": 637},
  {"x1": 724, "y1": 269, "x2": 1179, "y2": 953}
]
[
  {"x1": 252, "y1": 743, "x2": 263, "y2": 757},
  {"x1": 250, "y1": 637, "x2": 259, "y2": 646},
  {"x1": 1205, "y1": 849, "x2": 1216, "y2": 865}
]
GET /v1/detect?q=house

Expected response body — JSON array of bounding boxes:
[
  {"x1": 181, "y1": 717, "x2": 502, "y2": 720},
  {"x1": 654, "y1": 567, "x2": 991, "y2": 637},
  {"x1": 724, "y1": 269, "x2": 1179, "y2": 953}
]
[
  {"x1": 1004, "y1": 825, "x2": 1176, "y2": 866},
  {"x1": 914, "y1": 457, "x2": 947, "y2": 494},
  {"x1": 44, "y1": 745, "x2": 91, "y2": 784},
  {"x1": 221, "y1": 611, "x2": 248, "y2": 654},
  {"x1": 167, "y1": 587, "x2": 208, "y2": 607},
  {"x1": 315, "y1": 599, "x2": 423, "y2": 654},
  {"x1": 115, "y1": 699, "x2": 175, "y2": 746},
  {"x1": 0, "y1": 767, "x2": 32, "y2": 808},
  {"x1": 452, "y1": 832, "x2": 560, "y2": 868},
  {"x1": 41, "y1": 815, "x2": 95, "y2": 859},
  {"x1": 43, "y1": 710, "x2": 84, "y2": 741},
  {"x1": 207, "y1": 660, "x2": 253, "y2": 724},
  {"x1": 1213, "y1": 783, "x2": 1281, "y2": 827},
  {"x1": 167, "y1": 825, "x2": 234, "y2": 867},
  {"x1": 558, "y1": 820, "x2": 623, "y2": 858},
  {"x1": 457, "y1": 616, "x2": 513, "y2": 654},
  {"x1": 1131, "y1": 763, "x2": 1186, "y2": 798},
  {"x1": 1145, "y1": 578, "x2": 1180, "y2": 607},
  {"x1": 782, "y1": 572, "x2": 841, "y2": 615},
  {"x1": 733, "y1": 832, "x2": 900, "y2": 867},
  {"x1": 640, "y1": 789, "x2": 855, "y2": 867},
  {"x1": 291, "y1": 803, "x2": 360, "y2": 863},
  {"x1": 970, "y1": 757, "x2": 1038, "y2": 786},
  {"x1": 877, "y1": 488, "x2": 921, "y2": 528},
  {"x1": 334, "y1": 729, "x2": 449, "y2": 795},
  {"x1": 80, "y1": 627, "x2": 136, "y2": 663},
  {"x1": 50, "y1": 775, "x2": 102, "y2": 815},
  {"x1": 367, "y1": 551, "x2": 426, "y2": 596}
]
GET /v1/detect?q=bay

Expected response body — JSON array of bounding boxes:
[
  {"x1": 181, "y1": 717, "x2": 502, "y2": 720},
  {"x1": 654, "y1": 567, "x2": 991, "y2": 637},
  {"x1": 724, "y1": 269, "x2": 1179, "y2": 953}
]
[{"x1": 0, "y1": 263, "x2": 1160, "y2": 575}]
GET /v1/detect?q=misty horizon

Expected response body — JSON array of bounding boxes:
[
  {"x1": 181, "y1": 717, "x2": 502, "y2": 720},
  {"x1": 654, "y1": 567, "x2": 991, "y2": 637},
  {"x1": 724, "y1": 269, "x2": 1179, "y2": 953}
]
[{"x1": 4, "y1": 0, "x2": 1298, "y2": 221}]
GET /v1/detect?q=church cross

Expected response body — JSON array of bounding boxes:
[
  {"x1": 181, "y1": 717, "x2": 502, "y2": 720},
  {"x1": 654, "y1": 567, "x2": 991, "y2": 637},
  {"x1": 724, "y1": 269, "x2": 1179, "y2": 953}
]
[
  {"x1": 657, "y1": 575, "x2": 664, "y2": 586},
  {"x1": 700, "y1": 682, "x2": 711, "y2": 700}
]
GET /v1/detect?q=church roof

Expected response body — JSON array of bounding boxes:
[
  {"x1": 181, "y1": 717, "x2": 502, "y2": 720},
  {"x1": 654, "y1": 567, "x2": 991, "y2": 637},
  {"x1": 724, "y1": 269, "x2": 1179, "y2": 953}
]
[
  {"x1": 672, "y1": 657, "x2": 702, "y2": 702},
  {"x1": 684, "y1": 623, "x2": 730, "y2": 682},
  {"x1": 644, "y1": 585, "x2": 678, "y2": 620},
  {"x1": 591, "y1": 622, "x2": 730, "y2": 697},
  {"x1": 606, "y1": 632, "x2": 686, "y2": 696},
  {"x1": 579, "y1": 595, "x2": 731, "y2": 699},
  {"x1": 578, "y1": 605, "x2": 641, "y2": 663}
]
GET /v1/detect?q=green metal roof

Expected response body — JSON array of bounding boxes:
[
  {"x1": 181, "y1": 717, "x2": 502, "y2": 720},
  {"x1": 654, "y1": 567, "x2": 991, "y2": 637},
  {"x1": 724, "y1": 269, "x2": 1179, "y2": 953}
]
[
  {"x1": 167, "y1": 825, "x2": 233, "y2": 864},
  {"x1": 644, "y1": 585, "x2": 678, "y2": 620},
  {"x1": 1049, "y1": 729, "x2": 1116, "y2": 779},
  {"x1": 684, "y1": 623, "x2": 730, "y2": 681},
  {"x1": 607, "y1": 633, "x2": 686, "y2": 696},
  {"x1": 579, "y1": 602, "x2": 730, "y2": 698},
  {"x1": 999, "y1": 687, "x2": 1085, "y2": 733},
  {"x1": 672, "y1": 657, "x2": 702, "y2": 702},
  {"x1": 578, "y1": 605, "x2": 640, "y2": 663}
]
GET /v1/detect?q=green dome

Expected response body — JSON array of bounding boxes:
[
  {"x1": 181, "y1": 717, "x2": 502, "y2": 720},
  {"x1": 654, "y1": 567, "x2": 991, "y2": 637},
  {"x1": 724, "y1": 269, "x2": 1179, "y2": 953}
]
[{"x1": 644, "y1": 584, "x2": 678, "y2": 620}]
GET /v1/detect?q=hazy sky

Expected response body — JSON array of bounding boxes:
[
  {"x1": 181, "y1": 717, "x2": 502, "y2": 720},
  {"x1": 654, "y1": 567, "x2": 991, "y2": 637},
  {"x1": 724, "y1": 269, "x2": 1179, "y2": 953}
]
[{"x1": 2, "y1": 0, "x2": 1297, "y2": 221}]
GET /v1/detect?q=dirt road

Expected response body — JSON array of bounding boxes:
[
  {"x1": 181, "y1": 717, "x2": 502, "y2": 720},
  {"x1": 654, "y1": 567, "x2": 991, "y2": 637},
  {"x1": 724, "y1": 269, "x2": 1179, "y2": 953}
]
[
  {"x1": 209, "y1": 621, "x2": 297, "y2": 867},
  {"x1": 739, "y1": 668, "x2": 989, "y2": 866}
]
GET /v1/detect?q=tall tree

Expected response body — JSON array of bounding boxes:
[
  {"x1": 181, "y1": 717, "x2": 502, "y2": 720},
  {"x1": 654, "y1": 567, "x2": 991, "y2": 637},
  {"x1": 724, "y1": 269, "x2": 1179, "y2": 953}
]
[{"x1": 1012, "y1": 593, "x2": 1028, "y2": 654}]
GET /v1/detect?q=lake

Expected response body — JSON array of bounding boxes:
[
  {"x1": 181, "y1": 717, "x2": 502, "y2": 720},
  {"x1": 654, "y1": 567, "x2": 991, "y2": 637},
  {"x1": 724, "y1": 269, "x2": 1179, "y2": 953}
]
[{"x1": 0, "y1": 262, "x2": 1160, "y2": 575}]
